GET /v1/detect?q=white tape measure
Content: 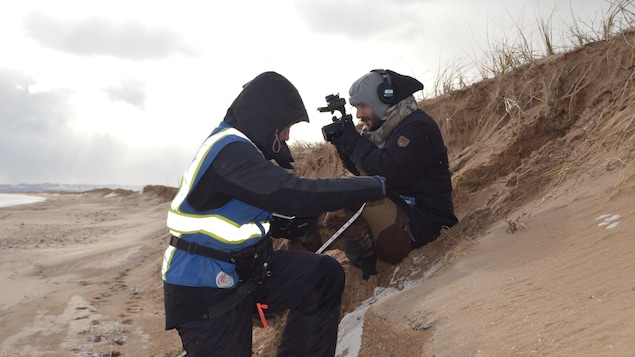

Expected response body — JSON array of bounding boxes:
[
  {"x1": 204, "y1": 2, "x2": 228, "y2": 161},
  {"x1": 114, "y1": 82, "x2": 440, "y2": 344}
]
[{"x1": 315, "y1": 203, "x2": 366, "y2": 254}]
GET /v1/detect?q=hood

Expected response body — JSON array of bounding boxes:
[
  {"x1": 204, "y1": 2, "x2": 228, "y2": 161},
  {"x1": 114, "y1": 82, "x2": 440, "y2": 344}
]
[{"x1": 223, "y1": 71, "x2": 309, "y2": 169}]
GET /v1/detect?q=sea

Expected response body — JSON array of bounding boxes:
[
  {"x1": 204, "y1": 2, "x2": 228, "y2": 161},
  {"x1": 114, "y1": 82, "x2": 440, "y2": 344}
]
[
  {"x1": 0, "y1": 193, "x2": 46, "y2": 208},
  {"x1": 0, "y1": 183, "x2": 142, "y2": 208}
]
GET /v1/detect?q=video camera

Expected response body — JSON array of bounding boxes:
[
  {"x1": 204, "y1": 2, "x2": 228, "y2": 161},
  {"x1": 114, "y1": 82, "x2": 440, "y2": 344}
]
[
  {"x1": 317, "y1": 94, "x2": 361, "y2": 176},
  {"x1": 318, "y1": 94, "x2": 355, "y2": 142}
]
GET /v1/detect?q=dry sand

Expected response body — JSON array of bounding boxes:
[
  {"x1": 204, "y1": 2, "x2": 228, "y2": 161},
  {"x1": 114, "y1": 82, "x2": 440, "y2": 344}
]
[
  {"x1": 0, "y1": 189, "x2": 181, "y2": 357},
  {"x1": 2, "y1": 29, "x2": 635, "y2": 357}
]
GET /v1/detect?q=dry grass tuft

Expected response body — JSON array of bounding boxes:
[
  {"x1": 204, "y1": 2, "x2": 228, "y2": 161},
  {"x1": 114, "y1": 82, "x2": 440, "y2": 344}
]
[{"x1": 290, "y1": 141, "x2": 346, "y2": 178}]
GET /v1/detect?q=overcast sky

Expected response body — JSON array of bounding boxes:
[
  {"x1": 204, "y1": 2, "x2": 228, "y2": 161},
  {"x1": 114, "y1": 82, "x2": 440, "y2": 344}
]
[{"x1": 0, "y1": 0, "x2": 614, "y2": 187}]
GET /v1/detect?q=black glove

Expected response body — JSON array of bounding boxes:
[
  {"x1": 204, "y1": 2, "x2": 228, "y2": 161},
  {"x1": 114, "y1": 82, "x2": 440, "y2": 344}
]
[
  {"x1": 336, "y1": 146, "x2": 361, "y2": 176},
  {"x1": 322, "y1": 122, "x2": 345, "y2": 145},
  {"x1": 337, "y1": 125, "x2": 362, "y2": 156},
  {"x1": 326, "y1": 123, "x2": 362, "y2": 175},
  {"x1": 269, "y1": 215, "x2": 318, "y2": 240},
  {"x1": 324, "y1": 122, "x2": 359, "y2": 146}
]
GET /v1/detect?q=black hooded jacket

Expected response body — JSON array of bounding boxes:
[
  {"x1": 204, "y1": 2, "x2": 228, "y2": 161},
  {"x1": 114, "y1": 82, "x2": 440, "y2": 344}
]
[{"x1": 186, "y1": 71, "x2": 384, "y2": 217}]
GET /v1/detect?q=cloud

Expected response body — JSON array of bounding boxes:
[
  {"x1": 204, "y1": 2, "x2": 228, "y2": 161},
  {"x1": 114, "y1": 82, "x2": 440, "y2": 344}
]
[
  {"x1": 0, "y1": 126, "x2": 187, "y2": 185},
  {"x1": 103, "y1": 79, "x2": 146, "y2": 110},
  {"x1": 23, "y1": 11, "x2": 194, "y2": 60},
  {"x1": 292, "y1": 0, "x2": 429, "y2": 40},
  {"x1": 0, "y1": 110, "x2": 190, "y2": 186},
  {"x1": 0, "y1": 67, "x2": 187, "y2": 186},
  {"x1": 0, "y1": 68, "x2": 73, "y2": 133}
]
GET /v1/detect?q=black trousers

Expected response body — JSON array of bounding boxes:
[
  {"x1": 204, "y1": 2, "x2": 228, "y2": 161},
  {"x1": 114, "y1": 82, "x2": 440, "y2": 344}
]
[{"x1": 175, "y1": 250, "x2": 345, "y2": 357}]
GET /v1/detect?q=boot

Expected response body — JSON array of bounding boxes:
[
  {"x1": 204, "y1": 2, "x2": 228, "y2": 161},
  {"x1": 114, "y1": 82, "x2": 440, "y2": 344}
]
[{"x1": 342, "y1": 229, "x2": 377, "y2": 280}]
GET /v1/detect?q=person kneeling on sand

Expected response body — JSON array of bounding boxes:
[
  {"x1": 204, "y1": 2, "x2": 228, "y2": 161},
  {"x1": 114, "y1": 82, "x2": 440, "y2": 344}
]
[{"x1": 322, "y1": 69, "x2": 458, "y2": 279}]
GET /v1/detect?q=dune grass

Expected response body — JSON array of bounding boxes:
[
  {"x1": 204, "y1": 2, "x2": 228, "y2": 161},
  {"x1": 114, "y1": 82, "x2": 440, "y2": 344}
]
[
  {"x1": 432, "y1": 0, "x2": 635, "y2": 196},
  {"x1": 431, "y1": 0, "x2": 635, "y2": 96}
]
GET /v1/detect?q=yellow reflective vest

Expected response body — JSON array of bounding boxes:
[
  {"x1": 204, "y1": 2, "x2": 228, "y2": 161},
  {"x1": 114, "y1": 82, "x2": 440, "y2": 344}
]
[{"x1": 162, "y1": 123, "x2": 271, "y2": 288}]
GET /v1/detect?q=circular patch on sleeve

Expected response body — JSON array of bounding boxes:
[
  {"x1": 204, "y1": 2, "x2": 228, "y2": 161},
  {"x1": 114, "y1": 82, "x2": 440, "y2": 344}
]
[{"x1": 216, "y1": 271, "x2": 235, "y2": 288}]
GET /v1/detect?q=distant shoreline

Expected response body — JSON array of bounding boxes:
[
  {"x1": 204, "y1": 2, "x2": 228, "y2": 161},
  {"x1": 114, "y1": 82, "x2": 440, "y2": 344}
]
[
  {"x1": 0, "y1": 193, "x2": 47, "y2": 208},
  {"x1": 0, "y1": 183, "x2": 143, "y2": 193}
]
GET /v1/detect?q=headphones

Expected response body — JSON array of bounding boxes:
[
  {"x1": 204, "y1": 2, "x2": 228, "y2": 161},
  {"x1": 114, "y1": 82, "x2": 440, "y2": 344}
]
[{"x1": 371, "y1": 69, "x2": 395, "y2": 104}]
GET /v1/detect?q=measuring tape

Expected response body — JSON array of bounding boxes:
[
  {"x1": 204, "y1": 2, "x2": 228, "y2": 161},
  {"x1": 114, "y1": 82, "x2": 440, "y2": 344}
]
[{"x1": 315, "y1": 203, "x2": 366, "y2": 254}]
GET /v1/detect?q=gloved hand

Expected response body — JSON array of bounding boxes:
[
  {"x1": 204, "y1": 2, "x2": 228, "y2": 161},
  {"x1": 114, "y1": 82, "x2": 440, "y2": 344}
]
[
  {"x1": 338, "y1": 124, "x2": 362, "y2": 155},
  {"x1": 322, "y1": 122, "x2": 346, "y2": 145},
  {"x1": 324, "y1": 122, "x2": 359, "y2": 148},
  {"x1": 373, "y1": 175, "x2": 386, "y2": 195},
  {"x1": 331, "y1": 136, "x2": 342, "y2": 146}
]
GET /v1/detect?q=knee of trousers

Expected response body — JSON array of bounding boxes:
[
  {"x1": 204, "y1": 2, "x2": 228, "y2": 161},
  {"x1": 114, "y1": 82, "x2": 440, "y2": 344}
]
[
  {"x1": 375, "y1": 223, "x2": 412, "y2": 265},
  {"x1": 307, "y1": 255, "x2": 345, "y2": 309}
]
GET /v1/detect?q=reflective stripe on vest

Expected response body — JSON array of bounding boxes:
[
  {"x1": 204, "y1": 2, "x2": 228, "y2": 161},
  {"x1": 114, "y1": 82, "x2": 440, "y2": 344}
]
[
  {"x1": 167, "y1": 126, "x2": 267, "y2": 245},
  {"x1": 167, "y1": 211, "x2": 269, "y2": 244}
]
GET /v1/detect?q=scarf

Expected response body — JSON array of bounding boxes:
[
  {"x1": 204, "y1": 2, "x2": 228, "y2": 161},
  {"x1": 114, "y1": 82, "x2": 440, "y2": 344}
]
[{"x1": 361, "y1": 95, "x2": 419, "y2": 148}]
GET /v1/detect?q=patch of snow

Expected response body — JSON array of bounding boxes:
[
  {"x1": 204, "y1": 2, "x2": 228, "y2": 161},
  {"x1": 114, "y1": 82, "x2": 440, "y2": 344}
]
[
  {"x1": 596, "y1": 213, "x2": 620, "y2": 229},
  {"x1": 335, "y1": 287, "x2": 397, "y2": 357},
  {"x1": 336, "y1": 255, "x2": 448, "y2": 356}
]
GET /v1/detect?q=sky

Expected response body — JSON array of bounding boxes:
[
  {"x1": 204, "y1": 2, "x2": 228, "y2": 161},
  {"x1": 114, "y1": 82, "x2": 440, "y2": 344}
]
[{"x1": 0, "y1": 0, "x2": 614, "y2": 187}]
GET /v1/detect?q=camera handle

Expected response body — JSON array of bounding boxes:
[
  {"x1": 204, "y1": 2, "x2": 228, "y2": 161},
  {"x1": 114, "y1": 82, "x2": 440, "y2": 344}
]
[{"x1": 318, "y1": 94, "x2": 360, "y2": 176}]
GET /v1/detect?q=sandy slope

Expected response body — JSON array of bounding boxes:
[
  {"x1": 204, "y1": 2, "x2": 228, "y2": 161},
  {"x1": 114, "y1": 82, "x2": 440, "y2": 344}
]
[
  {"x1": 2, "y1": 29, "x2": 635, "y2": 357},
  {"x1": 362, "y1": 171, "x2": 635, "y2": 356}
]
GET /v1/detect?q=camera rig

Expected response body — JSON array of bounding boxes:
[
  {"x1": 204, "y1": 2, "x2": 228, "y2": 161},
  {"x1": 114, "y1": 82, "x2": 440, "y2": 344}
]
[
  {"x1": 318, "y1": 94, "x2": 355, "y2": 142},
  {"x1": 318, "y1": 94, "x2": 361, "y2": 176}
]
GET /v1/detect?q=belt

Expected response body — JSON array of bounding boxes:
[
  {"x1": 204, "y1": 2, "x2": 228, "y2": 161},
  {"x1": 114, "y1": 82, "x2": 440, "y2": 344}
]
[
  {"x1": 169, "y1": 236, "x2": 235, "y2": 263},
  {"x1": 169, "y1": 235, "x2": 270, "y2": 264}
]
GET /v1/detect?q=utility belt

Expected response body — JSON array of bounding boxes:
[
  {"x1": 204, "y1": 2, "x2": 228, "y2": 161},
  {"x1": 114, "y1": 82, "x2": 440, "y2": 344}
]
[{"x1": 169, "y1": 235, "x2": 273, "y2": 283}]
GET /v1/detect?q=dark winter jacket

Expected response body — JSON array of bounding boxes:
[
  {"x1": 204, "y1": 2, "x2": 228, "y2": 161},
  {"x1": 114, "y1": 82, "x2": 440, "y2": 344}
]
[{"x1": 338, "y1": 108, "x2": 458, "y2": 247}]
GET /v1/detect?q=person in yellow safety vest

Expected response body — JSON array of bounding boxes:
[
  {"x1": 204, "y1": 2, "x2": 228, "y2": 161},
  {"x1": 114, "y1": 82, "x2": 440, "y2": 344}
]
[{"x1": 162, "y1": 71, "x2": 386, "y2": 357}]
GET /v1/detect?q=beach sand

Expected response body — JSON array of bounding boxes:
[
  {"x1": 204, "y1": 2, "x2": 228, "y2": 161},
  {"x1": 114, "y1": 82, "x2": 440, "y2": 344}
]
[
  {"x1": 1, "y1": 174, "x2": 634, "y2": 357},
  {"x1": 0, "y1": 189, "x2": 181, "y2": 356}
]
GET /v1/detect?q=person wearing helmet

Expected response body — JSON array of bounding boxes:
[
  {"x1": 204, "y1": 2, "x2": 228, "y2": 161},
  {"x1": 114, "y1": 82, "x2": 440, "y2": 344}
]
[
  {"x1": 162, "y1": 71, "x2": 386, "y2": 356},
  {"x1": 324, "y1": 69, "x2": 458, "y2": 279}
]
